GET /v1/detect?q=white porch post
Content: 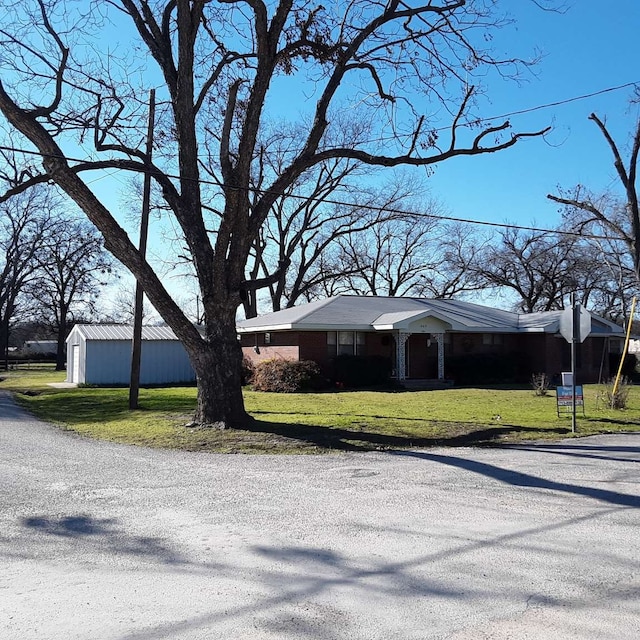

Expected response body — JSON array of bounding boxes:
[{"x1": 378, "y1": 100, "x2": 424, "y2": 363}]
[
  {"x1": 434, "y1": 333, "x2": 445, "y2": 380},
  {"x1": 395, "y1": 331, "x2": 411, "y2": 380}
]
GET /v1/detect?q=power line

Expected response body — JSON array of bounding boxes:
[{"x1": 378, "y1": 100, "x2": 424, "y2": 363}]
[
  {"x1": 472, "y1": 81, "x2": 639, "y2": 124},
  {"x1": 0, "y1": 142, "x2": 624, "y2": 241},
  {"x1": 1, "y1": 78, "x2": 637, "y2": 157},
  {"x1": 1, "y1": 78, "x2": 638, "y2": 242}
]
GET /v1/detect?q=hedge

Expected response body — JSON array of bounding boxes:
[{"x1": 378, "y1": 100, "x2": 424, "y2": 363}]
[{"x1": 252, "y1": 359, "x2": 323, "y2": 392}]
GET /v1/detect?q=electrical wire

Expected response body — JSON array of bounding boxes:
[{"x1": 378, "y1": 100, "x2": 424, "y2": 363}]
[
  {"x1": 0, "y1": 142, "x2": 625, "y2": 241},
  {"x1": 0, "y1": 80, "x2": 638, "y2": 242}
]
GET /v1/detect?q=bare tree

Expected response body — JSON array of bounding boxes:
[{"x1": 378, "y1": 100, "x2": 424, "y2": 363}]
[
  {"x1": 242, "y1": 148, "x2": 365, "y2": 317},
  {"x1": 0, "y1": 186, "x2": 54, "y2": 368},
  {"x1": 407, "y1": 222, "x2": 488, "y2": 299},
  {"x1": 336, "y1": 208, "x2": 438, "y2": 297},
  {"x1": 0, "y1": 0, "x2": 549, "y2": 427},
  {"x1": 548, "y1": 112, "x2": 640, "y2": 281},
  {"x1": 473, "y1": 228, "x2": 579, "y2": 312},
  {"x1": 99, "y1": 284, "x2": 159, "y2": 326},
  {"x1": 31, "y1": 216, "x2": 117, "y2": 370},
  {"x1": 263, "y1": 173, "x2": 433, "y2": 310},
  {"x1": 472, "y1": 222, "x2": 633, "y2": 316}
]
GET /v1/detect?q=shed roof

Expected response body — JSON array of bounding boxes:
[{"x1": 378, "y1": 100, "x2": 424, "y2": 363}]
[{"x1": 69, "y1": 324, "x2": 180, "y2": 341}]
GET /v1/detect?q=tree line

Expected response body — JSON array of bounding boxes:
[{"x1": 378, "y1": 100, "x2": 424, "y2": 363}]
[
  {"x1": 0, "y1": 186, "x2": 115, "y2": 370},
  {"x1": 238, "y1": 166, "x2": 638, "y2": 323}
]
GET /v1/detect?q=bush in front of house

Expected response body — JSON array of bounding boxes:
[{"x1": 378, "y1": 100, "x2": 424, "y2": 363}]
[
  {"x1": 447, "y1": 352, "x2": 531, "y2": 385},
  {"x1": 241, "y1": 355, "x2": 255, "y2": 386},
  {"x1": 252, "y1": 358, "x2": 323, "y2": 392},
  {"x1": 331, "y1": 354, "x2": 392, "y2": 388},
  {"x1": 531, "y1": 372, "x2": 551, "y2": 396}
]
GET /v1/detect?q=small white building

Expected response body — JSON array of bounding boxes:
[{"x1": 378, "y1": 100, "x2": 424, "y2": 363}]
[
  {"x1": 24, "y1": 340, "x2": 57, "y2": 355},
  {"x1": 66, "y1": 324, "x2": 195, "y2": 385}
]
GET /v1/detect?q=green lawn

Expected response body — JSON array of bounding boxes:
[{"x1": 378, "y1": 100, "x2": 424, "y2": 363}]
[{"x1": 2, "y1": 365, "x2": 639, "y2": 453}]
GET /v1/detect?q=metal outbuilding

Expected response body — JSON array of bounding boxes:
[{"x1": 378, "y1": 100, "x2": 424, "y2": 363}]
[{"x1": 65, "y1": 324, "x2": 195, "y2": 385}]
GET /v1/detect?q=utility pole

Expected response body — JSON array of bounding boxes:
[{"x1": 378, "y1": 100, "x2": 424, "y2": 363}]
[
  {"x1": 570, "y1": 292, "x2": 577, "y2": 434},
  {"x1": 129, "y1": 89, "x2": 155, "y2": 410}
]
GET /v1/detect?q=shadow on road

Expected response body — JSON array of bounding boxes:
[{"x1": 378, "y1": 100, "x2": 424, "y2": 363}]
[
  {"x1": 394, "y1": 450, "x2": 640, "y2": 508},
  {"x1": 505, "y1": 441, "x2": 640, "y2": 465},
  {"x1": 20, "y1": 514, "x2": 188, "y2": 565}
]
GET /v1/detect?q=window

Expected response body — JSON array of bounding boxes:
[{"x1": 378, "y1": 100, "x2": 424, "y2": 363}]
[
  {"x1": 338, "y1": 331, "x2": 354, "y2": 355},
  {"x1": 327, "y1": 331, "x2": 366, "y2": 356}
]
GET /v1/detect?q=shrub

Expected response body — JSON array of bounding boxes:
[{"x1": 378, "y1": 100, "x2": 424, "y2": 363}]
[
  {"x1": 531, "y1": 372, "x2": 551, "y2": 396},
  {"x1": 602, "y1": 377, "x2": 632, "y2": 409},
  {"x1": 241, "y1": 355, "x2": 255, "y2": 386},
  {"x1": 331, "y1": 354, "x2": 392, "y2": 388},
  {"x1": 252, "y1": 359, "x2": 322, "y2": 392}
]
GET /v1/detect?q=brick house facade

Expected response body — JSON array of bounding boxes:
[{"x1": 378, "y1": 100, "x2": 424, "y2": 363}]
[{"x1": 238, "y1": 296, "x2": 626, "y2": 384}]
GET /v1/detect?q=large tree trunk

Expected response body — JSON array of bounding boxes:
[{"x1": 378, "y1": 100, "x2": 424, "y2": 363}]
[{"x1": 187, "y1": 305, "x2": 249, "y2": 428}]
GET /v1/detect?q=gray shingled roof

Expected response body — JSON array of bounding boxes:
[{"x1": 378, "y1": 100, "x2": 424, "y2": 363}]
[
  {"x1": 238, "y1": 295, "x2": 520, "y2": 332},
  {"x1": 237, "y1": 295, "x2": 625, "y2": 336}
]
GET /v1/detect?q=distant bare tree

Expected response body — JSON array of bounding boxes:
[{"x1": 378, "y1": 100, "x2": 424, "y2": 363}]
[
  {"x1": 337, "y1": 208, "x2": 439, "y2": 297},
  {"x1": 414, "y1": 223, "x2": 488, "y2": 298},
  {"x1": 31, "y1": 217, "x2": 117, "y2": 369},
  {"x1": 473, "y1": 221, "x2": 634, "y2": 318},
  {"x1": 0, "y1": 186, "x2": 54, "y2": 368},
  {"x1": 473, "y1": 228, "x2": 580, "y2": 312}
]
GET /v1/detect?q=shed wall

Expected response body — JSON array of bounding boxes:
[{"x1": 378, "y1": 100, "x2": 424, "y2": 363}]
[{"x1": 84, "y1": 340, "x2": 195, "y2": 385}]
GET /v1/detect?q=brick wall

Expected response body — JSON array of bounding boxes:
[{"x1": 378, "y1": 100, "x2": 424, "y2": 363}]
[
  {"x1": 240, "y1": 328, "x2": 615, "y2": 383},
  {"x1": 241, "y1": 345, "x2": 299, "y2": 366}
]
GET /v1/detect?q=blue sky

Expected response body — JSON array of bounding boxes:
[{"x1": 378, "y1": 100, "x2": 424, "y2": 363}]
[
  {"x1": 423, "y1": 1, "x2": 640, "y2": 231},
  {"x1": 74, "y1": 1, "x2": 640, "y2": 316}
]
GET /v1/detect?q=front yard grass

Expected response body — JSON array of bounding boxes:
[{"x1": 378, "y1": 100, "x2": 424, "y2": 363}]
[{"x1": 2, "y1": 365, "x2": 639, "y2": 453}]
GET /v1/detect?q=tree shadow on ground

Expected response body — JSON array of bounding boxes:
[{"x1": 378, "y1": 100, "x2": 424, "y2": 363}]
[
  {"x1": 584, "y1": 416, "x2": 640, "y2": 427},
  {"x1": 394, "y1": 450, "x2": 640, "y2": 508},
  {"x1": 505, "y1": 439, "x2": 640, "y2": 464},
  {"x1": 116, "y1": 506, "x2": 621, "y2": 640},
  {"x1": 245, "y1": 419, "x2": 570, "y2": 452},
  {"x1": 19, "y1": 515, "x2": 189, "y2": 565}
]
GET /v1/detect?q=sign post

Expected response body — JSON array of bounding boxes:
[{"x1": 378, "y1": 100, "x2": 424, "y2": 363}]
[{"x1": 558, "y1": 295, "x2": 591, "y2": 433}]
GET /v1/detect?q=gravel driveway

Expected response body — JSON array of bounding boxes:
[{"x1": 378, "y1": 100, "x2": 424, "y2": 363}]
[{"x1": 1, "y1": 390, "x2": 639, "y2": 639}]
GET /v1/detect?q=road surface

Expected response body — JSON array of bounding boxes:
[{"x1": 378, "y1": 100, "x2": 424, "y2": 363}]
[{"x1": 1, "y1": 391, "x2": 639, "y2": 639}]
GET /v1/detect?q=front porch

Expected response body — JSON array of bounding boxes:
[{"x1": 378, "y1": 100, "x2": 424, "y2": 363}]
[
  {"x1": 400, "y1": 378, "x2": 455, "y2": 390},
  {"x1": 391, "y1": 330, "x2": 447, "y2": 382}
]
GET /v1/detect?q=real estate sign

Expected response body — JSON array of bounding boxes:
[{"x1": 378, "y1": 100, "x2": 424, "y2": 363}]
[{"x1": 556, "y1": 385, "x2": 584, "y2": 416}]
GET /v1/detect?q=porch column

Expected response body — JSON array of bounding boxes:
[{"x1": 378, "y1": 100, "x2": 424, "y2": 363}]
[
  {"x1": 434, "y1": 333, "x2": 445, "y2": 380},
  {"x1": 395, "y1": 331, "x2": 411, "y2": 380}
]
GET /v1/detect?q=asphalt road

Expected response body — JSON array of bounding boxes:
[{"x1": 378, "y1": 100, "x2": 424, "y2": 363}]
[{"x1": 1, "y1": 390, "x2": 639, "y2": 639}]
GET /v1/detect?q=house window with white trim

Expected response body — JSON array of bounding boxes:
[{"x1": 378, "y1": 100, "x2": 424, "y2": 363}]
[{"x1": 327, "y1": 331, "x2": 366, "y2": 356}]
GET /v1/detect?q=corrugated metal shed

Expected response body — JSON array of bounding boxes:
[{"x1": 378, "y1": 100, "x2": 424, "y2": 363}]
[{"x1": 65, "y1": 324, "x2": 195, "y2": 386}]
